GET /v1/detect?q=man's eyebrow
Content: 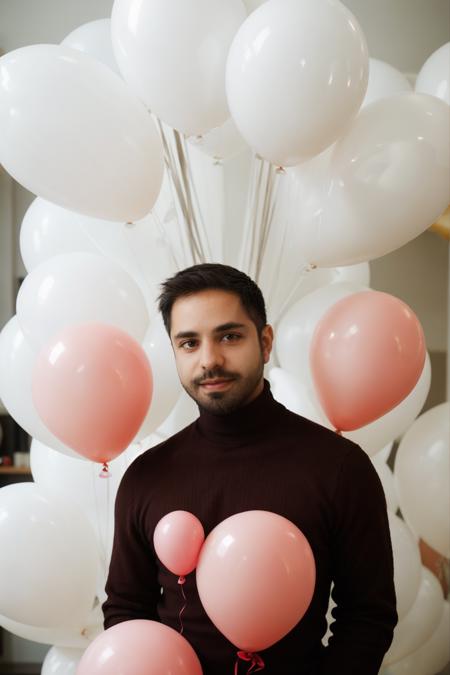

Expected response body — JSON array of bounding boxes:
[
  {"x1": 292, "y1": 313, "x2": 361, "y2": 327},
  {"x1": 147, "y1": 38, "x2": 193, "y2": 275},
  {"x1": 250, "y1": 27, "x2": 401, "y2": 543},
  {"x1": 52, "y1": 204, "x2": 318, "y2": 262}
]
[{"x1": 173, "y1": 323, "x2": 247, "y2": 341}]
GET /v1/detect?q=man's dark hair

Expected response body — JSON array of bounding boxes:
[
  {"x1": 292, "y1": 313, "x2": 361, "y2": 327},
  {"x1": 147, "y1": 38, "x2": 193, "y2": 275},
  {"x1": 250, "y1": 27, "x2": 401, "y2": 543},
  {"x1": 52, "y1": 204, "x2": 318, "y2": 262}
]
[{"x1": 158, "y1": 263, "x2": 267, "y2": 335}]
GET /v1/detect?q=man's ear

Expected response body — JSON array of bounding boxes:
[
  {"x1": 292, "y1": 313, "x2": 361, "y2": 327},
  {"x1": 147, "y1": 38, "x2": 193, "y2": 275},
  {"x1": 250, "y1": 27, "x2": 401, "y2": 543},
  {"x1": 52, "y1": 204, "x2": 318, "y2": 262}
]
[{"x1": 261, "y1": 325, "x2": 274, "y2": 364}]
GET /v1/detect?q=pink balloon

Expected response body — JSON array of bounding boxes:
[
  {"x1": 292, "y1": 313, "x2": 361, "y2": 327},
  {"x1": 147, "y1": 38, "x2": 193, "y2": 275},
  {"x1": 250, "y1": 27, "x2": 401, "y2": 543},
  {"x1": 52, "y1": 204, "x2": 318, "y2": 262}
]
[
  {"x1": 310, "y1": 290, "x2": 426, "y2": 431},
  {"x1": 196, "y1": 510, "x2": 315, "y2": 653},
  {"x1": 154, "y1": 511, "x2": 205, "y2": 577},
  {"x1": 32, "y1": 322, "x2": 152, "y2": 463},
  {"x1": 76, "y1": 619, "x2": 203, "y2": 675}
]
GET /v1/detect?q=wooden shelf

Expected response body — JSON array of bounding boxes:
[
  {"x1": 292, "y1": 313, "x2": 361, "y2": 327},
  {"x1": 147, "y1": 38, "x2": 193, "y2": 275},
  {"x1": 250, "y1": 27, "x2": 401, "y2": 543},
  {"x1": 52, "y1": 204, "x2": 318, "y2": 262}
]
[{"x1": 0, "y1": 467, "x2": 31, "y2": 475}]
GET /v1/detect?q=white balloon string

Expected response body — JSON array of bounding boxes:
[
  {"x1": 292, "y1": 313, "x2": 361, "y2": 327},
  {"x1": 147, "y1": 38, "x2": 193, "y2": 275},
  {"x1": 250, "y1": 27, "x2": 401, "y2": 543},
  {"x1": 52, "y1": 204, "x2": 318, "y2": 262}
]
[
  {"x1": 91, "y1": 462, "x2": 108, "y2": 581},
  {"x1": 255, "y1": 162, "x2": 281, "y2": 283},
  {"x1": 238, "y1": 153, "x2": 259, "y2": 273},
  {"x1": 180, "y1": 134, "x2": 213, "y2": 262},
  {"x1": 148, "y1": 208, "x2": 182, "y2": 271},
  {"x1": 273, "y1": 263, "x2": 315, "y2": 325}
]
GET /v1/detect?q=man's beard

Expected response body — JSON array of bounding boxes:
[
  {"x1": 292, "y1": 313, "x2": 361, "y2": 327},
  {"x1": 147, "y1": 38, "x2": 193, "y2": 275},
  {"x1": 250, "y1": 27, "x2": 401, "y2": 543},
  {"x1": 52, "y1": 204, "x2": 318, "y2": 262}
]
[{"x1": 182, "y1": 357, "x2": 265, "y2": 415}]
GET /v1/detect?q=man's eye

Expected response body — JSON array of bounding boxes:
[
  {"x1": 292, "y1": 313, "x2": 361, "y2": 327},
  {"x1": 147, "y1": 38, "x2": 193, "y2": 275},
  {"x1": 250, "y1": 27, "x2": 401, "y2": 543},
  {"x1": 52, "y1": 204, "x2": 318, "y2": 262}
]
[
  {"x1": 222, "y1": 333, "x2": 241, "y2": 342},
  {"x1": 180, "y1": 340, "x2": 197, "y2": 350}
]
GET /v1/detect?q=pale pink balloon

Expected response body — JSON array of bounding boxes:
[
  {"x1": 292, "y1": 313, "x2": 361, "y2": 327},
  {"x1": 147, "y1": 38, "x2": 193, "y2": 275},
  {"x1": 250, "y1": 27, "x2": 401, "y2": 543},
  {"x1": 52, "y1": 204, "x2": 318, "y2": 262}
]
[
  {"x1": 196, "y1": 510, "x2": 316, "y2": 652},
  {"x1": 154, "y1": 511, "x2": 205, "y2": 577},
  {"x1": 76, "y1": 619, "x2": 203, "y2": 675},
  {"x1": 310, "y1": 290, "x2": 426, "y2": 431},
  {"x1": 32, "y1": 322, "x2": 152, "y2": 463}
]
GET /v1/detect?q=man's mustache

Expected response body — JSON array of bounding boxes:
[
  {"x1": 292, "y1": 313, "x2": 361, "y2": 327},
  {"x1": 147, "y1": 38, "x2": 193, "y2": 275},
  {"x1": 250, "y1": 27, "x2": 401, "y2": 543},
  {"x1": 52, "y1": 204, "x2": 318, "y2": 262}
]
[{"x1": 193, "y1": 369, "x2": 241, "y2": 386}]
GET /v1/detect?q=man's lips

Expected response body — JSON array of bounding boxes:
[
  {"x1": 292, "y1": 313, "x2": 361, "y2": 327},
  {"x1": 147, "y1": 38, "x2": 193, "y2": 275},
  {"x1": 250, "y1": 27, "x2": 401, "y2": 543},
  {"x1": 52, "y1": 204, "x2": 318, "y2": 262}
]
[{"x1": 199, "y1": 378, "x2": 235, "y2": 389}]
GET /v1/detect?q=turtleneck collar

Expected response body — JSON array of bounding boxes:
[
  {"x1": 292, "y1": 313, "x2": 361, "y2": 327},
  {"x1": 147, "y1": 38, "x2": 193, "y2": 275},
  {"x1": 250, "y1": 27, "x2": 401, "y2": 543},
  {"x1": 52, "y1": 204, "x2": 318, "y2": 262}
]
[{"x1": 195, "y1": 379, "x2": 285, "y2": 447}]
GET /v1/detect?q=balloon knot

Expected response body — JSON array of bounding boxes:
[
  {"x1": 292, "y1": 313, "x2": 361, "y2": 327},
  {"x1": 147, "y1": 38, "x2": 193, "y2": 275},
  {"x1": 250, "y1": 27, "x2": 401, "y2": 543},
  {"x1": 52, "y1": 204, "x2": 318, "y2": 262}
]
[
  {"x1": 235, "y1": 651, "x2": 265, "y2": 674},
  {"x1": 178, "y1": 575, "x2": 186, "y2": 585},
  {"x1": 99, "y1": 462, "x2": 111, "y2": 478}
]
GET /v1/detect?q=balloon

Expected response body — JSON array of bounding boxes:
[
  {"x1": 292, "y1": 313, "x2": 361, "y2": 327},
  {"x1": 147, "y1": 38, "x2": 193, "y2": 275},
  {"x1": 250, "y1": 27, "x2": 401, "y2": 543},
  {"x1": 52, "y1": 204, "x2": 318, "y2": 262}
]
[
  {"x1": 42, "y1": 646, "x2": 84, "y2": 675},
  {"x1": 19, "y1": 197, "x2": 177, "y2": 314},
  {"x1": 17, "y1": 252, "x2": 150, "y2": 350},
  {"x1": 415, "y1": 42, "x2": 450, "y2": 105},
  {"x1": 0, "y1": 483, "x2": 98, "y2": 628},
  {"x1": 61, "y1": 19, "x2": 120, "y2": 75},
  {"x1": 345, "y1": 352, "x2": 431, "y2": 456},
  {"x1": 383, "y1": 601, "x2": 449, "y2": 675},
  {"x1": 363, "y1": 58, "x2": 412, "y2": 107},
  {"x1": 394, "y1": 402, "x2": 450, "y2": 557},
  {"x1": 310, "y1": 291, "x2": 426, "y2": 431},
  {"x1": 370, "y1": 460, "x2": 398, "y2": 514},
  {"x1": 226, "y1": 0, "x2": 368, "y2": 166},
  {"x1": 32, "y1": 322, "x2": 153, "y2": 464},
  {"x1": 0, "y1": 316, "x2": 78, "y2": 457},
  {"x1": 268, "y1": 367, "x2": 323, "y2": 425},
  {"x1": 188, "y1": 118, "x2": 247, "y2": 160},
  {"x1": 111, "y1": 0, "x2": 246, "y2": 136},
  {"x1": 276, "y1": 281, "x2": 367, "y2": 392},
  {"x1": 0, "y1": 44, "x2": 163, "y2": 221},
  {"x1": 293, "y1": 93, "x2": 450, "y2": 266},
  {"x1": 388, "y1": 513, "x2": 422, "y2": 621},
  {"x1": 154, "y1": 511, "x2": 205, "y2": 577},
  {"x1": 0, "y1": 603, "x2": 103, "y2": 649},
  {"x1": 77, "y1": 619, "x2": 203, "y2": 675},
  {"x1": 196, "y1": 510, "x2": 315, "y2": 652},
  {"x1": 133, "y1": 315, "x2": 182, "y2": 442},
  {"x1": 383, "y1": 567, "x2": 444, "y2": 666}
]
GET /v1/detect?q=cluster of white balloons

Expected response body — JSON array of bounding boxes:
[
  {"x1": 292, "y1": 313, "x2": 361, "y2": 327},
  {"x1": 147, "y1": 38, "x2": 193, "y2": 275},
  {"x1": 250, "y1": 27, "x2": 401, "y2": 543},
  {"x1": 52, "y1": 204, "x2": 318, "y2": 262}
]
[{"x1": 0, "y1": 1, "x2": 449, "y2": 673}]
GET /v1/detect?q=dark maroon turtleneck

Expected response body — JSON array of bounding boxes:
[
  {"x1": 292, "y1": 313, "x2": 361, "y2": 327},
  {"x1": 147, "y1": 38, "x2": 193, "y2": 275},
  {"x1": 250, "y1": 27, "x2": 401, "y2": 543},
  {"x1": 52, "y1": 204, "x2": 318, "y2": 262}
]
[{"x1": 103, "y1": 380, "x2": 397, "y2": 674}]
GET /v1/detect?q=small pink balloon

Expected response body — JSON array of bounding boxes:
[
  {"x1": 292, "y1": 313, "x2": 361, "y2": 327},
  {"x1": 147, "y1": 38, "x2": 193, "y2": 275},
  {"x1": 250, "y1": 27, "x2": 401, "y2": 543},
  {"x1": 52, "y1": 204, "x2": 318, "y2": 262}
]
[
  {"x1": 32, "y1": 322, "x2": 152, "y2": 463},
  {"x1": 196, "y1": 510, "x2": 316, "y2": 653},
  {"x1": 310, "y1": 290, "x2": 426, "y2": 431},
  {"x1": 154, "y1": 511, "x2": 205, "y2": 577},
  {"x1": 76, "y1": 619, "x2": 203, "y2": 675}
]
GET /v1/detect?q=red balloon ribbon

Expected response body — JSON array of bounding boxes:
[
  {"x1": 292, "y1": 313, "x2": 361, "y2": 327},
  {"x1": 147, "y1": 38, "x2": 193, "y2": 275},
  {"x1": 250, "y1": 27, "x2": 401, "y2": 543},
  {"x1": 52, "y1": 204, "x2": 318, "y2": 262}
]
[
  {"x1": 177, "y1": 575, "x2": 187, "y2": 635},
  {"x1": 234, "y1": 651, "x2": 265, "y2": 674}
]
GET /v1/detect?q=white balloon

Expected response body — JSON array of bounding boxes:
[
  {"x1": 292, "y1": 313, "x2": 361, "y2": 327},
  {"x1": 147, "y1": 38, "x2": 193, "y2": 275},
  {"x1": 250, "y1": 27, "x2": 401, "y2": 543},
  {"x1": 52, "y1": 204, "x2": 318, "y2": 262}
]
[
  {"x1": 111, "y1": 0, "x2": 246, "y2": 136},
  {"x1": 293, "y1": 93, "x2": 450, "y2": 266},
  {"x1": 276, "y1": 281, "x2": 366, "y2": 390},
  {"x1": 394, "y1": 402, "x2": 450, "y2": 558},
  {"x1": 133, "y1": 315, "x2": 182, "y2": 441},
  {"x1": 226, "y1": 0, "x2": 368, "y2": 166},
  {"x1": 268, "y1": 367, "x2": 324, "y2": 425},
  {"x1": 0, "y1": 602, "x2": 103, "y2": 649},
  {"x1": 371, "y1": 442, "x2": 394, "y2": 468},
  {"x1": 0, "y1": 483, "x2": 98, "y2": 627},
  {"x1": 383, "y1": 567, "x2": 444, "y2": 666},
  {"x1": 388, "y1": 512, "x2": 422, "y2": 621},
  {"x1": 30, "y1": 439, "x2": 133, "y2": 561},
  {"x1": 415, "y1": 42, "x2": 450, "y2": 105},
  {"x1": 16, "y1": 252, "x2": 150, "y2": 350},
  {"x1": 19, "y1": 197, "x2": 176, "y2": 315},
  {"x1": 188, "y1": 118, "x2": 247, "y2": 160},
  {"x1": 0, "y1": 44, "x2": 163, "y2": 222},
  {"x1": 371, "y1": 460, "x2": 398, "y2": 514},
  {"x1": 384, "y1": 601, "x2": 449, "y2": 675},
  {"x1": 0, "y1": 316, "x2": 78, "y2": 456},
  {"x1": 363, "y1": 58, "x2": 412, "y2": 108},
  {"x1": 62, "y1": 18, "x2": 120, "y2": 75},
  {"x1": 157, "y1": 391, "x2": 198, "y2": 438},
  {"x1": 42, "y1": 647, "x2": 84, "y2": 675}
]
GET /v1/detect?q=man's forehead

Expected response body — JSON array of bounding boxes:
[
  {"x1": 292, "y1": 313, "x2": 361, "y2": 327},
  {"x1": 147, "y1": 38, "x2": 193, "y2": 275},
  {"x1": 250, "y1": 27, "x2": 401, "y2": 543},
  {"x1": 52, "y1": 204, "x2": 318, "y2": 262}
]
[{"x1": 170, "y1": 289, "x2": 251, "y2": 333}]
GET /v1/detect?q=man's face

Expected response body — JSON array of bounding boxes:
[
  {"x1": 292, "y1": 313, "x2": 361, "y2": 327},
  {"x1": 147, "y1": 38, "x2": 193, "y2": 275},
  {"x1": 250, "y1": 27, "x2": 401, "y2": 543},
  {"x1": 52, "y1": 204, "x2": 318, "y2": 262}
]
[{"x1": 170, "y1": 289, "x2": 273, "y2": 414}]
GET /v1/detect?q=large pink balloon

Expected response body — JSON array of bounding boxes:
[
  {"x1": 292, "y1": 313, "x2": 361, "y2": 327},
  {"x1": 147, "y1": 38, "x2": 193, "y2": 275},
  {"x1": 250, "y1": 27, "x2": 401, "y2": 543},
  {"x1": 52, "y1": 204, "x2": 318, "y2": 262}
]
[
  {"x1": 196, "y1": 511, "x2": 315, "y2": 652},
  {"x1": 76, "y1": 619, "x2": 203, "y2": 675},
  {"x1": 310, "y1": 290, "x2": 426, "y2": 431},
  {"x1": 154, "y1": 511, "x2": 205, "y2": 577},
  {"x1": 32, "y1": 322, "x2": 152, "y2": 463}
]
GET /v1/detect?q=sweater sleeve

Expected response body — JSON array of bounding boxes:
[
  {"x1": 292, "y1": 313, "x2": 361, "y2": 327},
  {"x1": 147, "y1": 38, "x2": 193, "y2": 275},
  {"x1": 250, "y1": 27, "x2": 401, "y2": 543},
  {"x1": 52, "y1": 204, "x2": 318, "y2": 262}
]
[
  {"x1": 102, "y1": 461, "x2": 160, "y2": 629},
  {"x1": 317, "y1": 446, "x2": 398, "y2": 674}
]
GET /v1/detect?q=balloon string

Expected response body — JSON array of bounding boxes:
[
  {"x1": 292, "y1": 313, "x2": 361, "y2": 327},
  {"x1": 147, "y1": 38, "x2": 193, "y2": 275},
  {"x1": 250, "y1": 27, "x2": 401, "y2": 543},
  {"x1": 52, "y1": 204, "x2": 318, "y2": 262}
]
[
  {"x1": 178, "y1": 575, "x2": 187, "y2": 635},
  {"x1": 335, "y1": 429, "x2": 342, "y2": 436},
  {"x1": 234, "y1": 651, "x2": 265, "y2": 675}
]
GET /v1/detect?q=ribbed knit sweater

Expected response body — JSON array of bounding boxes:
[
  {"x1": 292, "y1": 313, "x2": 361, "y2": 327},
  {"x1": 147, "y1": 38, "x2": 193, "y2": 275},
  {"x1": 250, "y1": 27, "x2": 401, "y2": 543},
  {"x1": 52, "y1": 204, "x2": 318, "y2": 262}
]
[{"x1": 103, "y1": 380, "x2": 397, "y2": 674}]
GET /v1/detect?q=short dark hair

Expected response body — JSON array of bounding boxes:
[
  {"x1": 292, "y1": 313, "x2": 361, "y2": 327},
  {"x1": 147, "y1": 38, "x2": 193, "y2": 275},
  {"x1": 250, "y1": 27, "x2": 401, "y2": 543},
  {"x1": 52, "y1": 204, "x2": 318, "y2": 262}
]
[{"x1": 158, "y1": 263, "x2": 267, "y2": 335}]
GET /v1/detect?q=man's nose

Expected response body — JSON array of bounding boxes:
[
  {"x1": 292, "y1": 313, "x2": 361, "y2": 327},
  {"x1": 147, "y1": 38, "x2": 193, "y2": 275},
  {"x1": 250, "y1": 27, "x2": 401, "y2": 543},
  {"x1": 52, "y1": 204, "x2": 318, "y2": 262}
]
[{"x1": 199, "y1": 340, "x2": 224, "y2": 371}]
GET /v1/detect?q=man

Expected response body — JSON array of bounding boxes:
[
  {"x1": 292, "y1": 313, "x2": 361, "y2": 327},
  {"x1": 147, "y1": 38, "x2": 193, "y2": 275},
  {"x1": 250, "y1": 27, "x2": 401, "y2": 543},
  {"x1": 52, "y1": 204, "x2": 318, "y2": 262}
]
[{"x1": 103, "y1": 263, "x2": 397, "y2": 674}]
